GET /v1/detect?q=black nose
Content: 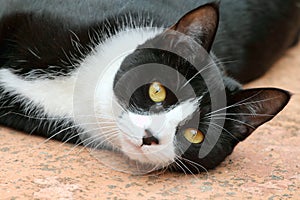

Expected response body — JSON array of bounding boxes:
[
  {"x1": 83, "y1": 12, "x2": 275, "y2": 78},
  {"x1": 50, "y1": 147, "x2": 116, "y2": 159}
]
[{"x1": 142, "y1": 129, "x2": 159, "y2": 146}]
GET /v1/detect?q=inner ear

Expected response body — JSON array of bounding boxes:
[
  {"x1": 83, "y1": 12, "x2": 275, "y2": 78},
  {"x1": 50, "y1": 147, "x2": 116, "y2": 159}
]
[
  {"x1": 169, "y1": 3, "x2": 219, "y2": 51},
  {"x1": 227, "y1": 88, "x2": 291, "y2": 141}
]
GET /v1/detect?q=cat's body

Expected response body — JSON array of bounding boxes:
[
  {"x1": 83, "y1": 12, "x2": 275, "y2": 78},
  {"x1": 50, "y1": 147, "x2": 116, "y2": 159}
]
[
  {"x1": 0, "y1": 0, "x2": 299, "y2": 173},
  {"x1": 2, "y1": 0, "x2": 299, "y2": 82}
]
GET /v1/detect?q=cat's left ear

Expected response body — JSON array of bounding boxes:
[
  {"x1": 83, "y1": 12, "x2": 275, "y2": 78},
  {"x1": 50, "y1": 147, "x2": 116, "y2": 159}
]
[
  {"x1": 169, "y1": 3, "x2": 219, "y2": 51},
  {"x1": 227, "y1": 88, "x2": 291, "y2": 141}
]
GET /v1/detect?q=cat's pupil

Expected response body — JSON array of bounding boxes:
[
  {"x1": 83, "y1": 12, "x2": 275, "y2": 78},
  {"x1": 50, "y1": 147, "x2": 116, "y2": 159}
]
[
  {"x1": 191, "y1": 130, "x2": 197, "y2": 136},
  {"x1": 154, "y1": 85, "x2": 160, "y2": 93}
]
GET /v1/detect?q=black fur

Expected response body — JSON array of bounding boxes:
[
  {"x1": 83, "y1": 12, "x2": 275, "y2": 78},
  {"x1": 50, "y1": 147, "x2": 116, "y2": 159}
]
[
  {"x1": 1, "y1": 0, "x2": 299, "y2": 82},
  {"x1": 0, "y1": 12, "x2": 159, "y2": 79}
]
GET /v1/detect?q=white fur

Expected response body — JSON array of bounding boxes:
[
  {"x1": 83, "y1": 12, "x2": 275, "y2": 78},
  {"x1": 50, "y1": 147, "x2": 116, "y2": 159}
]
[
  {"x1": 0, "y1": 69, "x2": 76, "y2": 116},
  {"x1": 117, "y1": 99, "x2": 200, "y2": 166},
  {"x1": 0, "y1": 27, "x2": 200, "y2": 168}
]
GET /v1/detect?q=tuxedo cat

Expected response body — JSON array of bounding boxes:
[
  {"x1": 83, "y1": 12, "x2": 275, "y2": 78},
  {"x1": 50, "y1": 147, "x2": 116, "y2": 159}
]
[{"x1": 0, "y1": 0, "x2": 299, "y2": 174}]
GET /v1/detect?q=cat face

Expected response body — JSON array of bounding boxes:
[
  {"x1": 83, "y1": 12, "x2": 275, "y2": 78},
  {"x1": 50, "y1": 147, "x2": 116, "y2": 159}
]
[{"x1": 110, "y1": 3, "x2": 291, "y2": 173}]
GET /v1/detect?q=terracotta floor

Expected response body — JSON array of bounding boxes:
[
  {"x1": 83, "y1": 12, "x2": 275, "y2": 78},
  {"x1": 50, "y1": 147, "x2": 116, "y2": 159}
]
[{"x1": 0, "y1": 44, "x2": 300, "y2": 200}]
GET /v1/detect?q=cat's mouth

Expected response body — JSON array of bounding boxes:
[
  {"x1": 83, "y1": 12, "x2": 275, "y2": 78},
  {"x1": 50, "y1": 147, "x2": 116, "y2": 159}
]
[{"x1": 119, "y1": 131, "x2": 176, "y2": 167}]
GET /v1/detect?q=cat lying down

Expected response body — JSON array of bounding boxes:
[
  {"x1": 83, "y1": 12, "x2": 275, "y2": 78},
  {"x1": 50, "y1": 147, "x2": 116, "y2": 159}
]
[{"x1": 0, "y1": 0, "x2": 299, "y2": 174}]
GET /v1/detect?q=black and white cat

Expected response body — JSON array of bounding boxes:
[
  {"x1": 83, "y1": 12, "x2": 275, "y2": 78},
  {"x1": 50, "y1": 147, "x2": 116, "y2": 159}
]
[{"x1": 0, "y1": 0, "x2": 299, "y2": 174}]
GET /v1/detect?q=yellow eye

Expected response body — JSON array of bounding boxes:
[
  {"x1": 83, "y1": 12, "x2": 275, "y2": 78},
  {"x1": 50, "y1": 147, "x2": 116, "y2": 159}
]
[
  {"x1": 149, "y1": 82, "x2": 167, "y2": 103},
  {"x1": 184, "y1": 128, "x2": 204, "y2": 144}
]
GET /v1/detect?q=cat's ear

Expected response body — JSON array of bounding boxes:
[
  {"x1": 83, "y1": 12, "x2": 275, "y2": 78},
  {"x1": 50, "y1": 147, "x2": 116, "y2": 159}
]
[
  {"x1": 227, "y1": 88, "x2": 291, "y2": 141},
  {"x1": 169, "y1": 3, "x2": 219, "y2": 51}
]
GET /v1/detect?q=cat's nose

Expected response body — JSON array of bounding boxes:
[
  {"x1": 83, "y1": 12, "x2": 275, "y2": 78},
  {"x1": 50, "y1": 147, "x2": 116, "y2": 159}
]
[{"x1": 142, "y1": 129, "x2": 159, "y2": 146}]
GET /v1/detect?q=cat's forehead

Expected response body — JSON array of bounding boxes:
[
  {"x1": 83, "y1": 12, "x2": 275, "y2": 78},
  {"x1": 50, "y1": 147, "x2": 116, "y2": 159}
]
[{"x1": 113, "y1": 30, "x2": 223, "y2": 98}]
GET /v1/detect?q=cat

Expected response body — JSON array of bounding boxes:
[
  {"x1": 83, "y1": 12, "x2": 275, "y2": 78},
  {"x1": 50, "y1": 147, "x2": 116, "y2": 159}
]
[{"x1": 0, "y1": 0, "x2": 299, "y2": 174}]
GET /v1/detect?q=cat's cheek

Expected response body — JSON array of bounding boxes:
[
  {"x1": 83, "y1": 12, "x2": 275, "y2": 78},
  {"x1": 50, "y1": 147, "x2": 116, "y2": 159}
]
[
  {"x1": 142, "y1": 144, "x2": 176, "y2": 165},
  {"x1": 117, "y1": 131, "x2": 148, "y2": 163}
]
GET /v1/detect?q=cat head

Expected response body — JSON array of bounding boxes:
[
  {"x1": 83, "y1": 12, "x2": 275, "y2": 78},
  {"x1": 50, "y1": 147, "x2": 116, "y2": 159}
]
[{"x1": 111, "y1": 3, "x2": 291, "y2": 173}]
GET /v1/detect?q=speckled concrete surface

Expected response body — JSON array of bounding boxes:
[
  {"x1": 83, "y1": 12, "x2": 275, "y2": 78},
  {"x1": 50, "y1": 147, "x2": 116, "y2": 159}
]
[{"x1": 0, "y1": 44, "x2": 300, "y2": 200}]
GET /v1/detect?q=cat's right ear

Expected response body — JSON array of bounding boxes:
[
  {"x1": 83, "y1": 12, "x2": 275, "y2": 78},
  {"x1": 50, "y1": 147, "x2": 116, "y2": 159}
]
[
  {"x1": 168, "y1": 3, "x2": 219, "y2": 52},
  {"x1": 227, "y1": 88, "x2": 291, "y2": 141}
]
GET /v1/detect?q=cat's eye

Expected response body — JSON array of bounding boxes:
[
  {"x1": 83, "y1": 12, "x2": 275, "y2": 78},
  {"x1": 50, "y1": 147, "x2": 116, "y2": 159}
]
[
  {"x1": 149, "y1": 82, "x2": 167, "y2": 103},
  {"x1": 184, "y1": 128, "x2": 204, "y2": 144}
]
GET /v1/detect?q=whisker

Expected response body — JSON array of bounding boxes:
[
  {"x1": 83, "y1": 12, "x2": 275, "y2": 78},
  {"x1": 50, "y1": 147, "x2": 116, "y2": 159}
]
[
  {"x1": 206, "y1": 112, "x2": 274, "y2": 118},
  {"x1": 202, "y1": 121, "x2": 240, "y2": 142},
  {"x1": 0, "y1": 110, "x2": 114, "y2": 121},
  {"x1": 179, "y1": 62, "x2": 216, "y2": 91},
  {"x1": 175, "y1": 155, "x2": 200, "y2": 175},
  {"x1": 87, "y1": 133, "x2": 119, "y2": 154},
  {"x1": 37, "y1": 121, "x2": 113, "y2": 147},
  {"x1": 66, "y1": 128, "x2": 119, "y2": 155},
  {"x1": 174, "y1": 144, "x2": 209, "y2": 177},
  {"x1": 74, "y1": 130, "x2": 117, "y2": 152},
  {"x1": 81, "y1": 130, "x2": 119, "y2": 151},
  {"x1": 206, "y1": 94, "x2": 283, "y2": 117},
  {"x1": 155, "y1": 164, "x2": 169, "y2": 175},
  {"x1": 174, "y1": 160, "x2": 188, "y2": 175},
  {"x1": 206, "y1": 117, "x2": 256, "y2": 129},
  {"x1": 180, "y1": 157, "x2": 209, "y2": 178},
  {"x1": 175, "y1": 158, "x2": 199, "y2": 179},
  {"x1": 60, "y1": 125, "x2": 116, "y2": 146}
]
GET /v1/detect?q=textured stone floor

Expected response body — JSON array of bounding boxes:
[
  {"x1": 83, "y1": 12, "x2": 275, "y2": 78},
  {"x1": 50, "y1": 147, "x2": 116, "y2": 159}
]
[{"x1": 0, "y1": 44, "x2": 299, "y2": 200}]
